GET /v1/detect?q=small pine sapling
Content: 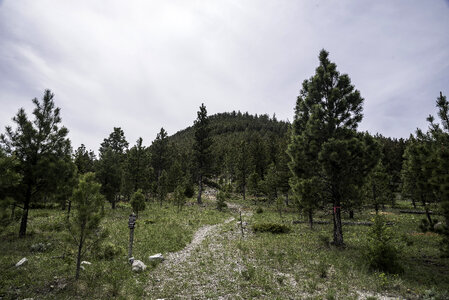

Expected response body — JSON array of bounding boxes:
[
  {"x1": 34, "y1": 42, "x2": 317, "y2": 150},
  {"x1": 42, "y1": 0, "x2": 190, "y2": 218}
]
[
  {"x1": 174, "y1": 185, "x2": 186, "y2": 212},
  {"x1": 365, "y1": 215, "x2": 403, "y2": 274},
  {"x1": 67, "y1": 173, "x2": 106, "y2": 279},
  {"x1": 130, "y1": 189, "x2": 145, "y2": 218},
  {"x1": 216, "y1": 190, "x2": 227, "y2": 211}
]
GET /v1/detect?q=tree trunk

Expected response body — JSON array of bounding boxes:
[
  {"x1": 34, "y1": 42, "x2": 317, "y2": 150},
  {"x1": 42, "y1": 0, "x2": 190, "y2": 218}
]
[
  {"x1": 349, "y1": 210, "x2": 354, "y2": 219},
  {"x1": 422, "y1": 195, "x2": 433, "y2": 227},
  {"x1": 75, "y1": 235, "x2": 84, "y2": 280},
  {"x1": 308, "y1": 208, "x2": 313, "y2": 229},
  {"x1": 332, "y1": 199, "x2": 344, "y2": 246},
  {"x1": 197, "y1": 175, "x2": 203, "y2": 205},
  {"x1": 411, "y1": 197, "x2": 416, "y2": 208},
  {"x1": 242, "y1": 185, "x2": 246, "y2": 201},
  {"x1": 67, "y1": 200, "x2": 72, "y2": 220},
  {"x1": 19, "y1": 186, "x2": 31, "y2": 237},
  {"x1": 375, "y1": 203, "x2": 379, "y2": 214},
  {"x1": 285, "y1": 194, "x2": 289, "y2": 206}
]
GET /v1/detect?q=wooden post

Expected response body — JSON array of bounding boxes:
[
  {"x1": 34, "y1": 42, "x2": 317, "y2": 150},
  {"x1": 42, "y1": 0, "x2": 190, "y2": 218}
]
[{"x1": 128, "y1": 213, "x2": 136, "y2": 261}]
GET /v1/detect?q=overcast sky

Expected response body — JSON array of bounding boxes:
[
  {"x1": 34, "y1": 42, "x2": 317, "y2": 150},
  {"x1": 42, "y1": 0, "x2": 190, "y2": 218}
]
[{"x1": 1, "y1": 0, "x2": 449, "y2": 152}]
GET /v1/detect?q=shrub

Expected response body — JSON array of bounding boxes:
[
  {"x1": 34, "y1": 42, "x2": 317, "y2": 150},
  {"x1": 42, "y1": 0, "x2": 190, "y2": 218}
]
[
  {"x1": 253, "y1": 222, "x2": 291, "y2": 234},
  {"x1": 256, "y1": 207, "x2": 263, "y2": 214},
  {"x1": 216, "y1": 191, "x2": 227, "y2": 211},
  {"x1": 365, "y1": 215, "x2": 403, "y2": 274},
  {"x1": 101, "y1": 242, "x2": 123, "y2": 260}
]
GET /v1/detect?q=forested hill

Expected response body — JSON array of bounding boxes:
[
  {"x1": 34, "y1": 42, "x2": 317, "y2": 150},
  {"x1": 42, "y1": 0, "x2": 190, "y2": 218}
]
[
  {"x1": 166, "y1": 111, "x2": 291, "y2": 192},
  {"x1": 169, "y1": 111, "x2": 290, "y2": 148}
]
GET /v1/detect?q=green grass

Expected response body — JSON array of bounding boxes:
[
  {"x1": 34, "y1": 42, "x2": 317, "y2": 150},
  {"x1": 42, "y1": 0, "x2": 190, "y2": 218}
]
[
  {"x1": 0, "y1": 198, "x2": 230, "y2": 299},
  {"x1": 1, "y1": 195, "x2": 448, "y2": 299}
]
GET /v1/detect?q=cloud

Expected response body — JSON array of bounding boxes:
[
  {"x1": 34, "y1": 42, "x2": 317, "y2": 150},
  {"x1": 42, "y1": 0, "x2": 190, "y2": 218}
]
[{"x1": 1, "y1": 0, "x2": 448, "y2": 152}]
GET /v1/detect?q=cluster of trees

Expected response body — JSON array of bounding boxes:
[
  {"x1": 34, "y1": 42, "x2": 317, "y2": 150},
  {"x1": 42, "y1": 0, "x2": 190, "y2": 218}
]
[
  {"x1": 0, "y1": 49, "x2": 447, "y2": 257},
  {"x1": 287, "y1": 49, "x2": 448, "y2": 250}
]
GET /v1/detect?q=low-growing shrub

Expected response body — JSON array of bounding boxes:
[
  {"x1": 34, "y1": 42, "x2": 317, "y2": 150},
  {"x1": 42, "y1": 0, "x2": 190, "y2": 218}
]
[
  {"x1": 99, "y1": 242, "x2": 123, "y2": 260},
  {"x1": 252, "y1": 222, "x2": 291, "y2": 234},
  {"x1": 255, "y1": 207, "x2": 263, "y2": 214}
]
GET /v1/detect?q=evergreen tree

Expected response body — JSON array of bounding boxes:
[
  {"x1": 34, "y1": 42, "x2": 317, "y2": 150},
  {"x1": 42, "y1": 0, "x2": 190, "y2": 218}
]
[
  {"x1": 263, "y1": 162, "x2": 279, "y2": 202},
  {"x1": 288, "y1": 50, "x2": 368, "y2": 246},
  {"x1": 364, "y1": 161, "x2": 392, "y2": 214},
  {"x1": 150, "y1": 128, "x2": 170, "y2": 192},
  {"x1": 0, "y1": 149, "x2": 21, "y2": 227},
  {"x1": 173, "y1": 184, "x2": 186, "y2": 212},
  {"x1": 235, "y1": 140, "x2": 252, "y2": 201},
  {"x1": 157, "y1": 169, "x2": 169, "y2": 206},
  {"x1": 96, "y1": 127, "x2": 128, "y2": 209},
  {"x1": 123, "y1": 137, "x2": 152, "y2": 194},
  {"x1": 67, "y1": 173, "x2": 105, "y2": 279},
  {"x1": 73, "y1": 144, "x2": 96, "y2": 174},
  {"x1": 130, "y1": 189, "x2": 145, "y2": 218},
  {"x1": 402, "y1": 134, "x2": 436, "y2": 228},
  {"x1": 193, "y1": 103, "x2": 213, "y2": 204},
  {"x1": 0, "y1": 90, "x2": 73, "y2": 237},
  {"x1": 426, "y1": 92, "x2": 449, "y2": 254}
]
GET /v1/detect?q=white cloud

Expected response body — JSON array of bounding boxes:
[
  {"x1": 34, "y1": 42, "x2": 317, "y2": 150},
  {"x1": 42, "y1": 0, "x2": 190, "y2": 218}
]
[{"x1": 1, "y1": 0, "x2": 448, "y2": 152}]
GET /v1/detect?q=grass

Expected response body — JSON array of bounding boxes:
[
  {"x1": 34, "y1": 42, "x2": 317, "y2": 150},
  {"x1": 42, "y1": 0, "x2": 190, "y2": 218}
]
[
  {"x1": 0, "y1": 197, "x2": 230, "y2": 299},
  {"x1": 1, "y1": 195, "x2": 448, "y2": 299}
]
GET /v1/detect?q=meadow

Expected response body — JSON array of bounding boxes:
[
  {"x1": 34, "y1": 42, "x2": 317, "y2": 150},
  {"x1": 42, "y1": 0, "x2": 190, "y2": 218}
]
[{"x1": 1, "y1": 195, "x2": 448, "y2": 299}]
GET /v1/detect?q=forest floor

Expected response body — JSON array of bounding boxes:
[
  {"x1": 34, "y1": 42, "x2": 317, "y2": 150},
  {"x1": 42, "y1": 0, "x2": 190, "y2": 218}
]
[{"x1": 1, "y1": 193, "x2": 448, "y2": 299}]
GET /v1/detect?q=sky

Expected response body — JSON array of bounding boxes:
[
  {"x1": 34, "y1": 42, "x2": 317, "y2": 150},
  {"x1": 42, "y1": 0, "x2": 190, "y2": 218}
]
[{"x1": 1, "y1": 0, "x2": 449, "y2": 152}]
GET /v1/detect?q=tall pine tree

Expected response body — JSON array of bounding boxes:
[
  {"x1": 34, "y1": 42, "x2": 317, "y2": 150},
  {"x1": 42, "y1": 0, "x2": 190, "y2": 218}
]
[
  {"x1": 1, "y1": 90, "x2": 73, "y2": 237},
  {"x1": 193, "y1": 104, "x2": 213, "y2": 204},
  {"x1": 288, "y1": 50, "x2": 369, "y2": 245}
]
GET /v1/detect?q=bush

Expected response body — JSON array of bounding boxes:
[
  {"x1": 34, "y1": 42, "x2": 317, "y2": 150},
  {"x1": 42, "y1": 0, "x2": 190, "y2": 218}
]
[
  {"x1": 99, "y1": 242, "x2": 123, "y2": 260},
  {"x1": 253, "y1": 222, "x2": 291, "y2": 234},
  {"x1": 365, "y1": 215, "x2": 403, "y2": 274},
  {"x1": 255, "y1": 207, "x2": 263, "y2": 214},
  {"x1": 216, "y1": 191, "x2": 227, "y2": 211}
]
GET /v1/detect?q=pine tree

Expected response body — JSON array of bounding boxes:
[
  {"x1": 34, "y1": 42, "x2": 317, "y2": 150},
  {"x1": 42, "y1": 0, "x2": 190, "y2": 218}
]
[
  {"x1": 235, "y1": 140, "x2": 252, "y2": 201},
  {"x1": 130, "y1": 189, "x2": 145, "y2": 218},
  {"x1": 96, "y1": 127, "x2": 128, "y2": 209},
  {"x1": 193, "y1": 104, "x2": 213, "y2": 204},
  {"x1": 364, "y1": 161, "x2": 392, "y2": 214},
  {"x1": 67, "y1": 172, "x2": 105, "y2": 279},
  {"x1": 288, "y1": 50, "x2": 368, "y2": 246},
  {"x1": 402, "y1": 134, "x2": 436, "y2": 228},
  {"x1": 426, "y1": 92, "x2": 449, "y2": 255},
  {"x1": 0, "y1": 149, "x2": 21, "y2": 227},
  {"x1": 150, "y1": 128, "x2": 170, "y2": 191},
  {"x1": 73, "y1": 144, "x2": 96, "y2": 174},
  {"x1": 123, "y1": 137, "x2": 152, "y2": 194},
  {"x1": 0, "y1": 90, "x2": 73, "y2": 237}
]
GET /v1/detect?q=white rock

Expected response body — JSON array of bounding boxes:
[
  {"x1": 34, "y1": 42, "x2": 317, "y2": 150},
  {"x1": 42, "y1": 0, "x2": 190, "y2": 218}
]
[
  {"x1": 131, "y1": 260, "x2": 147, "y2": 272},
  {"x1": 81, "y1": 261, "x2": 91, "y2": 265},
  {"x1": 149, "y1": 253, "x2": 165, "y2": 261},
  {"x1": 15, "y1": 257, "x2": 28, "y2": 267}
]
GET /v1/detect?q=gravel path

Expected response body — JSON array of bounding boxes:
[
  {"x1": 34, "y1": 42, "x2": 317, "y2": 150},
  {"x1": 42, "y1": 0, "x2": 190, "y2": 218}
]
[{"x1": 163, "y1": 216, "x2": 235, "y2": 268}]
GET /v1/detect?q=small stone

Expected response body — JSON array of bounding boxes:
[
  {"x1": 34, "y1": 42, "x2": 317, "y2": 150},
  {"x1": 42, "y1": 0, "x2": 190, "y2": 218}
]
[
  {"x1": 81, "y1": 261, "x2": 91, "y2": 265},
  {"x1": 149, "y1": 253, "x2": 164, "y2": 261},
  {"x1": 132, "y1": 260, "x2": 147, "y2": 272},
  {"x1": 15, "y1": 257, "x2": 28, "y2": 267}
]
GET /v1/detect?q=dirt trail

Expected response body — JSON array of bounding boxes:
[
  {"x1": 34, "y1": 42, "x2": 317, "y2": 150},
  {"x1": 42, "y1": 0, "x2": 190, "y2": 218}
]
[
  {"x1": 145, "y1": 202, "x2": 249, "y2": 299},
  {"x1": 163, "y1": 216, "x2": 234, "y2": 268}
]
